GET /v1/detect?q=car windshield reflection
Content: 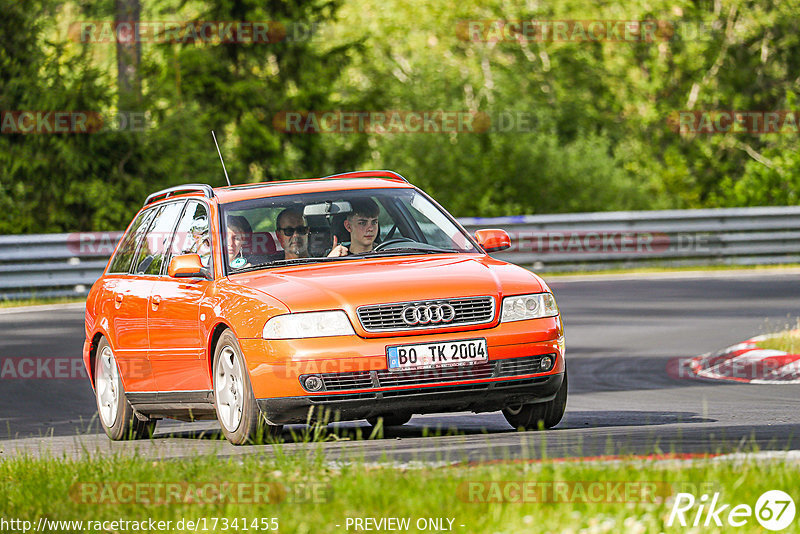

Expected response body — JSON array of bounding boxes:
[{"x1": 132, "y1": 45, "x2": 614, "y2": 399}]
[{"x1": 221, "y1": 188, "x2": 479, "y2": 272}]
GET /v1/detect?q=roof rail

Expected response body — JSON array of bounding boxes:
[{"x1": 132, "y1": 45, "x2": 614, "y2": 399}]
[
  {"x1": 318, "y1": 170, "x2": 410, "y2": 183},
  {"x1": 144, "y1": 184, "x2": 215, "y2": 206}
]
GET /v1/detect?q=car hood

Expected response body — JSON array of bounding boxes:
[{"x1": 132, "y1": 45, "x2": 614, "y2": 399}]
[{"x1": 227, "y1": 254, "x2": 547, "y2": 314}]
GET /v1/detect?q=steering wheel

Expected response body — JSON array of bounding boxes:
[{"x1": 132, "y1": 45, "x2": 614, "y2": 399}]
[{"x1": 373, "y1": 237, "x2": 416, "y2": 251}]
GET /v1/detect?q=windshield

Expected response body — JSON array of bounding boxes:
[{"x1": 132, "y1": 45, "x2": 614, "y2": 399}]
[{"x1": 220, "y1": 187, "x2": 480, "y2": 272}]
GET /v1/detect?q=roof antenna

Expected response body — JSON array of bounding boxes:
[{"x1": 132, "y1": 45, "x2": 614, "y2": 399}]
[{"x1": 211, "y1": 130, "x2": 232, "y2": 186}]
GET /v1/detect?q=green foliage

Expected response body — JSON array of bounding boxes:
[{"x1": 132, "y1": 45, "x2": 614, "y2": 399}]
[{"x1": 2, "y1": 0, "x2": 800, "y2": 232}]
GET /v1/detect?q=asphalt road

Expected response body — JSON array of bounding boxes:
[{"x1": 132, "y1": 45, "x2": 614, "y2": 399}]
[{"x1": 1, "y1": 270, "x2": 799, "y2": 462}]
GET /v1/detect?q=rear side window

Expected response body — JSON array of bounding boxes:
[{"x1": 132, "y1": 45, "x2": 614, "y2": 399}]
[
  {"x1": 169, "y1": 202, "x2": 212, "y2": 268},
  {"x1": 132, "y1": 201, "x2": 185, "y2": 275},
  {"x1": 107, "y1": 209, "x2": 156, "y2": 274}
]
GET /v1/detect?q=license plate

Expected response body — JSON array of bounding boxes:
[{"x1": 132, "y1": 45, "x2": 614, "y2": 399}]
[{"x1": 386, "y1": 338, "x2": 488, "y2": 371}]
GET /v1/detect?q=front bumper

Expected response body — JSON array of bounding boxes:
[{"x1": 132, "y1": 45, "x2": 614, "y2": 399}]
[
  {"x1": 257, "y1": 371, "x2": 564, "y2": 424},
  {"x1": 240, "y1": 315, "x2": 565, "y2": 400}
]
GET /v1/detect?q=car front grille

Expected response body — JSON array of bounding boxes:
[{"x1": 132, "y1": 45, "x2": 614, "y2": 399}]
[
  {"x1": 299, "y1": 353, "x2": 555, "y2": 393},
  {"x1": 357, "y1": 296, "x2": 495, "y2": 332}
]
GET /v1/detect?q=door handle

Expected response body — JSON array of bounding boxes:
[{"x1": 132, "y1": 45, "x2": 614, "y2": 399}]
[
  {"x1": 151, "y1": 295, "x2": 161, "y2": 311},
  {"x1": 114, "y1": 293, "x2": 123, "y2": 309}
]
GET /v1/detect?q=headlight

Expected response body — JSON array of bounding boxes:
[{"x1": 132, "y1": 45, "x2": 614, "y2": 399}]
[
  {"x1": 500, "y1": 293, "x2": 559, "y2": 322},
  {"x1": 263, "y1": 311, "x2": 356, "y2": 339}
]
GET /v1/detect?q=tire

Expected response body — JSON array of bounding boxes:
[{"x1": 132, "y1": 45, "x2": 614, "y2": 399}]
[
  {"x1": 94, "y1": 338, "x2": 156, "y2": 440},
  {"x1": 367, "y1": 413, "x2": 413, "y2": 427},
  {"x1": 213, "y1": 330, "x2": 282, "y2": 445},
  {"x1": 502, "y1": 368, "x2": 568, "y2": 430}
]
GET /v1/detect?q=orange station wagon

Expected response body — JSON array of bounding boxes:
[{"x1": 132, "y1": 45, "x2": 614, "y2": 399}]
[{"x1": 83, "y1": 171, "x2": 566, "y2": 444}]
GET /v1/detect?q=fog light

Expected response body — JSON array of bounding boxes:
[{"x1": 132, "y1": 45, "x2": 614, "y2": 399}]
[
  {"x1": 540, "y1": 356, "x2": 554, "y2": 372},
  {"x1": 304, "y1": 375, "x2": 324, "y2": 392}
]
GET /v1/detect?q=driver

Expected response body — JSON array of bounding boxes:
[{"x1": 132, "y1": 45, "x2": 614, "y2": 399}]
[{"x1": 328, "y1": 198, "x2": 380, "y2": 257}]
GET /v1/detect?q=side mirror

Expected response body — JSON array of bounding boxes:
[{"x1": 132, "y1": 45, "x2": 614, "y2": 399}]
[
  {"x1": 474, "y1": 229, "x2": 511, "y2": 253},
  {"x1": 168, "y1": 254, "x2": 211, "y2": 279}
]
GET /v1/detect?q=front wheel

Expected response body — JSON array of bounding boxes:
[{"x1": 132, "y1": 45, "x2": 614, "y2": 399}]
[
  {"x1": 213, "y1": 330, "x2": 282, "y2": 445},
  {"x1": 503, "y1": 368, "x2": 567, "y2": 430},
  {"x1": 94, "y1": 338, "x2": 156, "y2": 440}
]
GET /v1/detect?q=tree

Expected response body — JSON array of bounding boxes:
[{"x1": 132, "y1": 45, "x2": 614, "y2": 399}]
[
  {"x1": 115, "y1": 0, "x2": 142, "y2": 109},
  {"x1": 148, "y1": 0, "x2": 374, "y2": 181}
]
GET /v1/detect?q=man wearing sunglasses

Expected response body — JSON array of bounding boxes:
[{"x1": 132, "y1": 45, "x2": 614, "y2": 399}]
[{"x1": 274, "y1": 208, "x2": 311, "y2": 260}]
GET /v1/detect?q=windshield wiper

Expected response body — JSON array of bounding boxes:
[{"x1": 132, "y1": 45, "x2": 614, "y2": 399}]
[
  {"x1": 368, "y1": 251, "x2": 438, "y2": 259},
  {"x1": 373, "y1": 247, "x2": 457, "y2": 255}
]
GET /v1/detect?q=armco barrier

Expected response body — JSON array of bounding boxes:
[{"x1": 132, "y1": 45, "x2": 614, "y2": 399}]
[
  {"x1": 2, "y1": 207, "x2": 800, "y2": 300},
  {"x1": 460, "y1": 206, "x2": 800, "y2": 271}
]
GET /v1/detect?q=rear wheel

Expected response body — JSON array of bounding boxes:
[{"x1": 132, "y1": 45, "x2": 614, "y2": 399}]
[
  {"x1": 367, "y1": 413, "x2": 413, "y2": 427},
  {"x1": 503, "y1": 368, "x2": 568, "y2": 430},
  {"x1": 94, "y1": 338, "x2": 156, "y2": 440},
  {"x1": 213, "y1": 330, "x2": 282, "y2": 445}
]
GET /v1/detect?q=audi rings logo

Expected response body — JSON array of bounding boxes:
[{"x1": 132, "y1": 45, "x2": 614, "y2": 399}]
[{"x1": 401, "y1": 303, "x2": 457, "y2": 326}]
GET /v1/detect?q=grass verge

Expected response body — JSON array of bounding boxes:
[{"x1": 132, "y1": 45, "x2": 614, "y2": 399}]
[
  {"x1": 757, "y1": 327, "x2": 800, "y2": 354},
  {"x1": 1, "y1": 449, "x2": 798, "y2": 533}
]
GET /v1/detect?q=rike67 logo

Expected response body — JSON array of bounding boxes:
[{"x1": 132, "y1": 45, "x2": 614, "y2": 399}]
[{"x1": 668, "y1": 490, "x2": 795, "y2": 531}]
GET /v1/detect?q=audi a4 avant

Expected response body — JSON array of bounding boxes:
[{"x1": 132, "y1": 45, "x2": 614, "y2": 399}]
[{"x1": 83, "y1": 170, "x2": 567, "y2": 444}]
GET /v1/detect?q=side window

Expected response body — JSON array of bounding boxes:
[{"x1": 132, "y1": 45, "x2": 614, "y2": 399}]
[
  {"x1": 377, "y1": 203, "x2": 397, "y2": 241},
  {"x1": 169, "y1": 202, "x2": 212, "y2": 268},
  {"x1": 132, "y1": 201, "x2": 185, "y2": 275},
  {"x1": 405, "y1": 202, "x2": 457, "y2": 249},
  {"x1": 107, "y1": 209, "x2": 156, "y2": 274}
]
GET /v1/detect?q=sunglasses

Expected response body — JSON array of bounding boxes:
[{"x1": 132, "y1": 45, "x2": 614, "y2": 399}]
[{"x1": 279, "y1": 225, "x2": 310, "y2": 237}]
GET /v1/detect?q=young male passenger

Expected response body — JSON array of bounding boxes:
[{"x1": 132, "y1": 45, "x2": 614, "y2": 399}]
[
  {"x1": 274, "y1": 208, "x2": 310, "y2": 260},
  {"x1": 327, "y1": 198, "x2": 380, "y2": 257}
]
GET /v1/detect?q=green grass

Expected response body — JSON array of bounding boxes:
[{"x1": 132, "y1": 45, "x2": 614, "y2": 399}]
[
  {"x1": 757, "y1": 327, "x2": 800, "y2": 354},
  {"x1": 0, "y1": 296, "x2": 85, "y2": 308},
  {"x1": 1, "y1": 449, "x2": 798, "y2": 533}
]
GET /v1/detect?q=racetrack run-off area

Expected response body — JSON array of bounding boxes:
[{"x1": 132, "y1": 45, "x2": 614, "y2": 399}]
[
  {"x1": 0, "y1": 270, "x2": 799, "y2": 462},
  {"x1": 672, "y1": 334, "x2": 800, "y2": 383}
]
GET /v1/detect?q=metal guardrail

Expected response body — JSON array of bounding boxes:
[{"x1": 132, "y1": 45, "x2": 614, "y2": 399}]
[
  {"x1": 0, "y1": 232, "x2": 121, "y2": 300},
  {"x1": 460, "y1": 206, "x2": 800, "y2": 271},
  {"x1": 2, "y1": 207, "x2": 800, "y2": 300}
]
